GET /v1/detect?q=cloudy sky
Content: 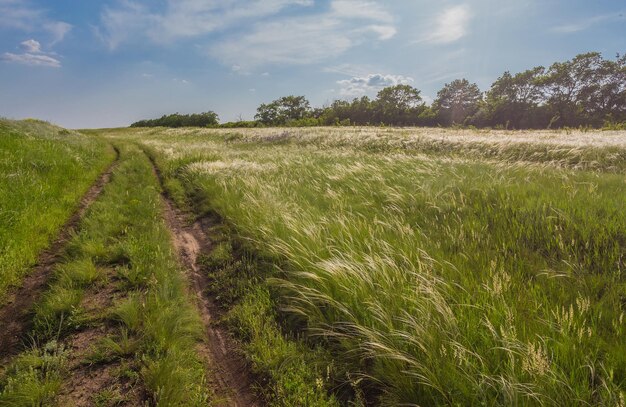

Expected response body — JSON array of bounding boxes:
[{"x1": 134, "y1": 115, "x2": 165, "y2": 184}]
[{"x1": 0, "y1": 0, "x2": 624, "y2": 128}]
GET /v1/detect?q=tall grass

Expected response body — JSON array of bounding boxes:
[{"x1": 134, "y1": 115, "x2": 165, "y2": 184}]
[
  {"x1": 0, "y1": 119, "x2": 113, "y2": 302},
  {"x1": 0, "y1": 142, "x2": 211, "y2": 406},
  {"x1": 109, "y1": 127, "x2": 625, "y2": 405}
]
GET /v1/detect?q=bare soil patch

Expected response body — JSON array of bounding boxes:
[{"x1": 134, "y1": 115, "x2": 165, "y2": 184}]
[{"x1": 57, "y1": 325, "x2": 143, "y2": 407}]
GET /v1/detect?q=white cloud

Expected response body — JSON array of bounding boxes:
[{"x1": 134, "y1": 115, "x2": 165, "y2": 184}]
[
  {"x1": 363, "y1": 25, "x2": 397, "y2": 40},
  {"x1": 1, "y1": 52, "x2": 61, "y2": 68},
  {"x1": 20, "y1": 39, "x2": 41, "y2": 53},
  {"x1": 210, "y1": 18, "x2": 353, "y2": 68},
  {"x1": 337, "y1": 73, "x2": 414, "y2": 96},
  {"x1": 96, "y1": 1, "x2": 157, "y2": 50},
  {"x1": 330, "y1": 0, "x2": 393, "y2": 23},
  {"x1": 0, "y1": 0, "x2": 42, "y2": 31},
  {"x1": 209, "y1": 1, "x2": 396, "y2": 69},
  {"x1": 416, "y1": 4, "x2": 473, "y2": 44},
  {"x1": 0, "y1": 0, "x2": 72, "y2": 44},
  {"x1": 2, "y1": 38, "x2": 61, "y2": 67},
  {"x1": 552, "y1": 12, "x2": 624, "y2": 33},
  {"x1": 45, "y1": 21, "x2": 73, "y2": 44},
  {"x1": 98, "y1": 0, "x2": 396, "y2": 68},
  {"x1": 97, "y1": 0, "x2": 315, "y2": 49}
]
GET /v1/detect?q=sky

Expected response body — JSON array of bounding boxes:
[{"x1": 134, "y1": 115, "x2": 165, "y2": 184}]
[{"x1": 0, "y1": 0, "x2": 624, "y2": 128}]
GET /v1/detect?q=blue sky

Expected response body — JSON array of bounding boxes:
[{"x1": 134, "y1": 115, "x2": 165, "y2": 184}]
[{"x1": 0, "y1": 0, "x2": 624, "y2": 128}]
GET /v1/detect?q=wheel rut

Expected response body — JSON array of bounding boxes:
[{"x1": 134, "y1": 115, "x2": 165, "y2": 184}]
[
  {"x1": 147, "y1": 153, "x2": 262, "y2": 407},
  {"x1": 0, "y1": 147, "x2": 119, "y2": 364}
]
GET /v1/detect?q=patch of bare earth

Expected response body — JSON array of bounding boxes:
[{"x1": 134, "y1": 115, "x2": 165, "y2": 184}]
[
  {"x1": 56, "y1": 276, "x2": 144, "y2": 407},
  {"x1": 0, "y1": 148, "x2": 119, "y2": 365},
  {"x1": 149, "y1": 154, "x2": 262, "y2": 407}
]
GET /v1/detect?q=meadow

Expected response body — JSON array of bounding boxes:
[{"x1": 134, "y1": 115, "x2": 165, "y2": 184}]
[
  {"x1": 1, "y1": 122, "x2": 625, "y2": 406},
  {"x1": 1, "y1": 139, "x2": 211, "y2": 406},
  {"x1": 0, "y1": 119, "x2": 113, "y2": 303},
  {"x1": 99, "y1": 126, "x2": 626, "y2": 406}
]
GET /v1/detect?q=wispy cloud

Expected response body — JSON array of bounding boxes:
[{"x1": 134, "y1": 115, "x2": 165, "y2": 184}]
[
  {"x1": 45, "y1": 21, "x2": 73, "y2": 44},
  {"x1": 330, "y1": 0, "x2": 393, "y2": 23},
  {"x1": 97, "y1": 0, "x2": 396, "y2": 69},
  {"x1": 210, "y1": 17, "x2": 353, "y2": 68},
  {"x1": 552, "y1": 12, "x2": 625, "y2": 33},
  {"x1": 337, "y1": 73, "x2": 413, "y2": 96},
  {"x1": 209, "y1": 0, "x2": 396, "y2": 69},
  {"x1": 1, "y1": 39, "x2": 61, "y2": 67},
  {"x1": 0, "y1": 0, "x2": 72, "y2": 44},
  {"x1": 415, "y1": 4, "x2": 473, "y2": 44},
  {"x1": 97, "y1": 0, "x2": 315, "y2": 49},
  {"x1": 20, "y1": 38, "x2": 41, "y2": 53},
  {"x1": 0, "y1": 0, "x2": 42, "y2": 31}
]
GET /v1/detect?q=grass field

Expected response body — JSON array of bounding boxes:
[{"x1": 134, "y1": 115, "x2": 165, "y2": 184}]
[
  {"x1": 0, "y1": 141, "x2": 211, "y2": 405},
  {"x1": 1, "y1": 123, "x2": 625, "y2": 406},
  {"x1": 95, "y1": 126, "x2": 626, "y2": 406},
  {"x1": 0, "y1": 119, "x2": 113, "y2": 303}
]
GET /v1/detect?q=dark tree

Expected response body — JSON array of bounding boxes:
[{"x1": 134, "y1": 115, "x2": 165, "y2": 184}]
[
  {"x1": 434, "y1": 79, "x2": 482, "y2": 125},
  {"x1": 486, "y1": 67, "x2": 547, "y2": 128},
  {"x1": 130, "y1": 111, "x2": 219, "y2": 128},
  {"x1": 374, "y1": 85, "x2": 424, "y2": 125},
  {"x1": 255, "y1": 96, "x2": 311, "y2": 125},
  {"x1": 576, "y1": 53, "x2": 626, "y2": 124}
]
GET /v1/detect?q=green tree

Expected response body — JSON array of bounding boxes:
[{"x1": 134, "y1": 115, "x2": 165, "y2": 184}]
[
  {"x1": 486, "y1": 67, "x2": 547, "y2": 128},
  {"x1": 434, "y1": 79, "x2": 482, "y2": 125},
  {"x1": 374, "y1": 85, "x2": 424, "y2": 125},
  {"x1": 577, "y1": 53, "x2": 626, "y2": 124},
  {"x1": 255, "y1": 96, "x2": 311, "y2": 125},
  {"x1": 130, "y1": 111, "x2": 218, "y2": 128},
  {"x1": 541, "y1": 52, "x2": 604, "y2": 126}
]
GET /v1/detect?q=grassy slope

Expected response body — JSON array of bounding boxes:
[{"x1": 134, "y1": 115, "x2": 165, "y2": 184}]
[
  {"x1": 0, "y1": 119, "x2": 113, "y2": 302},
  {"x1": 0, "y1": 142, "x2": 211, "y2": 406},
  {"x1": 99, "y1": 127, "x2": 625, "y2": 405}
]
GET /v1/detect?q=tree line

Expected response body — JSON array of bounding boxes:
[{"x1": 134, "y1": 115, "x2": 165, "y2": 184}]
[
  {"x1": 130, "y1": 111, "x2": 219, "y2": 128},
  {"x1": 131, "y1": 52, "x2": 625, "y2": 130}
]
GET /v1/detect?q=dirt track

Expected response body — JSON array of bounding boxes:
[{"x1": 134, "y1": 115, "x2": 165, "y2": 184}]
[
  {"x1": 148, "y1": 153, "x2": 261, "y2": 407},
  {"x1": 0, "y1": 148, "x2": 119, "y2": 364}
]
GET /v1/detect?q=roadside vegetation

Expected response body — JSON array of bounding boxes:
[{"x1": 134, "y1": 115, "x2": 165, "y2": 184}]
[
  {"x1": 108, "y1": 126, "x2": 626, "y2": 406},
  {"x1": 0, "y1": 142, "x2": 211, "y2": 406},
  {"x1": 0, "y1": 119, "x2": 113, "y2": 303}
]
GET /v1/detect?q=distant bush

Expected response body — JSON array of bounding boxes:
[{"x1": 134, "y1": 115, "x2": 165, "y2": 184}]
[
  {"x1": 602, "y1": 120, "x2": 626, "y2": 130},
  {"x1": 131, "y1": 111, "x2": 219, "y2": 128},
  {"x1": 287, "y1": 117, "x2": 323, "y2": 127},
  {"x1": 215, "y1": 120, "x2": 264, "y2": 129}
]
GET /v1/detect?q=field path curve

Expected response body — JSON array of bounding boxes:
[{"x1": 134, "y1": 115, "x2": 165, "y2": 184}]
[
  {"x1": 0, "y1": 146, "x2": 119, "y2": 364},
  {"x1": 147, "y1": 153, "x2": 262, "y2": 407}
]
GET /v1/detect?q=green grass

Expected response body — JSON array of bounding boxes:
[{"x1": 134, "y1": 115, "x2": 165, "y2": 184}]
[
  {"x1": 0, "y1": 141, "x2": 212, "y2": 406},
  {"x1": 197, "y1": 229, "x2": 341, "y2": 406},
  {"x1": 101, "y1": 126, "x2": 626, "y2": 406},
  {"x1": 0, "y1": 342, "x2": 68, "y2": 406},
  {"x1": 0, "y1": 119, "x2": 114, "y2": 302}
]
